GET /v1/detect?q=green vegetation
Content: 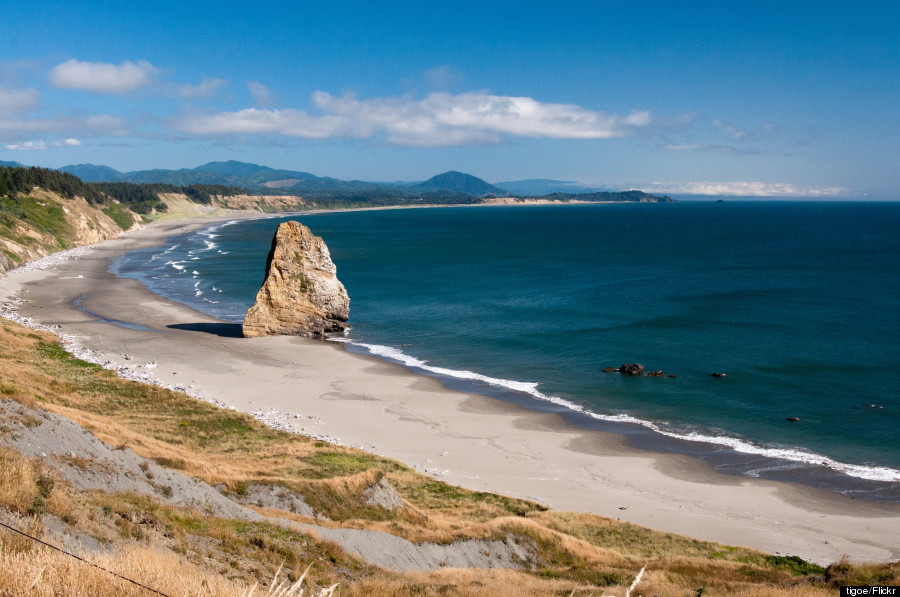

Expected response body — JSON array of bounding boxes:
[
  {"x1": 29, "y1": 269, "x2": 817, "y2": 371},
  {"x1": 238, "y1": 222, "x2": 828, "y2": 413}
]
[
  {"x1": 92, "y1": 182, "x2": 170, "y2": 213},
  {"x1": 93, "y1": 182, "x2": 248, "y2": 214},
  {"x1": 101, "y1": 202, "x2": 135, "y2": 230},
  {"x1": 825, "y1": 557, "x2": 899, "y2": 587},
  {"x1": 0, "y1": 193, "x2": 73, "y2": 249},
  {"x1": 35, "y1": 341, "x2": 103, "y2": 371},
  {"x1": 1, "y1": 165, "x2": 248, "y2": 216},
  {"x1": 303, "y1": 452, "x2": 403, "y2": 479},
  {"x1": 765, "y1": 554, "x2": 826, "y2": 576},
  {"x1": 412, "y1": 481, "x2": 546, "y2": 518},
  {"x1": 0, "y1": 165, "x2": 103, "y2": 203}
]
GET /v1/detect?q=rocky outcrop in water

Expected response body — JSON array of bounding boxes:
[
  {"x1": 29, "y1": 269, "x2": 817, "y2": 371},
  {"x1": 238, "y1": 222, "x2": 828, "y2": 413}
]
[
  {"x1": 242, "y1": 221, "x2": 349, "y2": 339},
  {"x1": 618, "y1": 363, "x2": 645, "y2": 376}
]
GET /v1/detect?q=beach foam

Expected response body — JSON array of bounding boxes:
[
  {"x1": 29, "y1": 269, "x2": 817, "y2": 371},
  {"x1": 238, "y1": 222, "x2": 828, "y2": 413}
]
[{"x1": 336, "y1": 339, "x2": 900, "y2": 483}]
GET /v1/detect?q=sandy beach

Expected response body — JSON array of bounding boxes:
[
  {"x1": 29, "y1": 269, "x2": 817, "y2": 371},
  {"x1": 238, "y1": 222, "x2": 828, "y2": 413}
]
[{"x1": 2, "y1": 216, "x2": 898, "y2": 566}]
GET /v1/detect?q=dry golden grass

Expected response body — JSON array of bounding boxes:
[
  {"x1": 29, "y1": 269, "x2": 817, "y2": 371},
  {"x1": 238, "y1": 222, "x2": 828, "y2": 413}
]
[
  {"x1": 0, "y1": 446, "x2": 85, "y2": 526},
  {"x1": 0, "y1": 543, "x2": 243, "y2": 597},
  {"x1": 0, "y1": 318, "x2": 896, "y2": 597}
]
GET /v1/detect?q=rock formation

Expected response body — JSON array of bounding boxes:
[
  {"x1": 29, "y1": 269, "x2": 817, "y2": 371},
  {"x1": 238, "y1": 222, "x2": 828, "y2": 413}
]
[
  {"x1": 243, "y1": 221, "x2": 349, "y2": 339},
  {"x1": 618, "y1": 363, "x2": 645, "y2": 376}
]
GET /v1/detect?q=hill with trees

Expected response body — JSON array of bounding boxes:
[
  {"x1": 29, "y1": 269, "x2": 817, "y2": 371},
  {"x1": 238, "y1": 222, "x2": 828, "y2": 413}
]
[
  {"x1": 50, "y1": 161, "x2": 674, "y2": 203},
  {"x1": 409, "y1": 171, "x2": 507, "y2": 196}
]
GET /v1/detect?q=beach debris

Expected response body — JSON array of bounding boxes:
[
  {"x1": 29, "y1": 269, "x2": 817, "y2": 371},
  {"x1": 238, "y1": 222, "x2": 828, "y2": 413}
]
[
  {"x1": 618, "y1": 363, "x2": 645, "y2": 376},
  {"x1": 243, "y1": 221, "x2": 350, "y2": 339},
  {"x1": 0, "y1": 243, "x2": 99, "y2": 278}
]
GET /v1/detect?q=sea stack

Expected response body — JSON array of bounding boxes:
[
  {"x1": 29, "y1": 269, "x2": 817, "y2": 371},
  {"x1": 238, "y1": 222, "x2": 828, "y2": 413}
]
[{"x1": 242, "y1": 221, "x2": 349, "y2": 339}]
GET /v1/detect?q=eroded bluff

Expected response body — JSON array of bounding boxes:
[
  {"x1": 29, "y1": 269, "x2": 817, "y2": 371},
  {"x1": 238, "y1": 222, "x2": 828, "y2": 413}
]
[{"x1": 242, "y1": 221, "x2": 349, "y2": 339}]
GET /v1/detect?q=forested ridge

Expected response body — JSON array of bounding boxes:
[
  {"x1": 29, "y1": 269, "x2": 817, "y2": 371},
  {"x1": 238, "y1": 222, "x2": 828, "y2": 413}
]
[{"x1": 0, "y1": 165, "x2": 249, "y2": 214}]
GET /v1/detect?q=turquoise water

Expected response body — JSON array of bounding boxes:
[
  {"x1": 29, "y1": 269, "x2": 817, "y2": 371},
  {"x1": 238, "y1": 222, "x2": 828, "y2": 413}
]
[{"x1": 111, "y1": 202, "x2": 900, "y2": 498}]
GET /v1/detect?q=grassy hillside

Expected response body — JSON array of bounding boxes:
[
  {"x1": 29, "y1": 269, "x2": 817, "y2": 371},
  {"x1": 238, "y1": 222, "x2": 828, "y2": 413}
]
[
  {"x1": 0, "y1": 167, "x2": 265, "y2": 274},
  {"x1": 1, "y1": 318, "x2": 896, "y2": 596},
  {"x1": 0, "y1": 188, "x2": 137, "y2": 274}
]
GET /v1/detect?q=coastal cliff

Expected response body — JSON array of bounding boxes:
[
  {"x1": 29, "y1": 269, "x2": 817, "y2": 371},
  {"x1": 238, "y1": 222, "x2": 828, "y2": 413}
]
[
  {"x1": 242, "y1": 220, "x2": 349, "y2": 338},
  {"x1": 0, "y1": 189, "x2": 141, "y2": 275}
]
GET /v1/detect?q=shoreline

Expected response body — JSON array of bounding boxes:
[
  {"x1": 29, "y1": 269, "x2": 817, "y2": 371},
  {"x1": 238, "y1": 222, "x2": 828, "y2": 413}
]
[
  {"x1": 128, "y1": 207, "x2": 900, "y2": 493},
  {"x1": 1, "y1": 215, "x2": 899, "y2": 565}
]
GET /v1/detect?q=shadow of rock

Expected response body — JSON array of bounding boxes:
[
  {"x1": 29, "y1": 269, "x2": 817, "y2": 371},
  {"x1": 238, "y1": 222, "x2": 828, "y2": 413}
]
[{"x1": 167, "y1": 322, "x2": 244, "y2": 338}]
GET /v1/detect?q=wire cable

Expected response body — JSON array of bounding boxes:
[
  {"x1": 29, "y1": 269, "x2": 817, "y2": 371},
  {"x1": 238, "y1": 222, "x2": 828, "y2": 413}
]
[{"x1": 0, "y1": 519, "x2": 174, "y2": 597}]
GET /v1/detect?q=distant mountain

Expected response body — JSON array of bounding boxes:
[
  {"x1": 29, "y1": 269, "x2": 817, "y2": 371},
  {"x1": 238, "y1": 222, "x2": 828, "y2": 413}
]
[
  {"x1": 59, "y1": 163, "x2": 124, "y2": 182},
  {"x1": 494, "y1": 179, "x2": 608, "y2": 196},
  {"x1": 119, "y1": 168, "x2": 221, "y2": 185},
  {"x1": 111, "y1": 160, "x2": 381, "y2": 193},
  {"x1": 14, "y1": 160, "x2": 672, "y2": 204},
  {"x1": 410, "y1": 171, "x2": 506, "y2": 196},
  {"x1": 0, "y1": 160, "x2": 25, "y2": 168},
  {"x1": 186, "y1": 161, "x2": 323, "y2": 186},
  {"x1": 192, "y1": 160, "x2": 284, "y2": 178},
  {"x1": 116, "y1": 162, "x2": 503, "y2": 196}
]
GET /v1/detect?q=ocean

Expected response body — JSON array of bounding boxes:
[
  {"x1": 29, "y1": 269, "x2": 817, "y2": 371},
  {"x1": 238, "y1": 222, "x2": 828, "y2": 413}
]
[{"x1": 110, "y1": 201, "x2": 900, "y2": 501}]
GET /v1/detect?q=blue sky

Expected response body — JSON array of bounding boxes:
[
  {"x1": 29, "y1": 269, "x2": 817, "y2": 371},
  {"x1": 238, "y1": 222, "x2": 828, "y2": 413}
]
[{"x1": 1, "y1": 0, "x2": 898, "y2": 197}]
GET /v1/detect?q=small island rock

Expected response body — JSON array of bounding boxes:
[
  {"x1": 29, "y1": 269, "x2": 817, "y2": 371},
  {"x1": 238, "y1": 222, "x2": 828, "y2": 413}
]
[
  {"x1": 618, "y1": 363, "x2": 645, "y2": 376},
  {"x1": 243, "y1": 221, "x2": 349, "y2": 339}
]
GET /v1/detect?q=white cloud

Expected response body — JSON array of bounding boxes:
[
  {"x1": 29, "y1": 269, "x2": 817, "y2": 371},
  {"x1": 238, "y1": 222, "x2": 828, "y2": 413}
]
[
  {"x1": 247, "y1": 81, "x2": 275, "y2": 107},
  {"x1": 50, "y1": 138, "x2": 82, "y2": 147},
  {"x1": 175, "y1": 91, "x2": 652, "y2": 146},
  {"x1": 81, "y1": 114, "x2": 129, "y2": 134},
  {"x1": 638, "y1": 181, "x2": 848, "y2": 197},
  {"x1": 178, "y1": 77, "x2": 227, "y2": 99},
  {"x1": 0, "y1": 87, "x2": 40, "y2": 114},
  {"x1": 0, "y1": 113, "x2": 129, "y2": 143},
  {"x1": 177, "y1": 107, "x2": 351, "y2": 138},
  {"x1": 48, "y1": 59, "x2": 160, "y2": 94},
  {"x1": 5, "y1": 140, "x2": 46, "y2": 150}
]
